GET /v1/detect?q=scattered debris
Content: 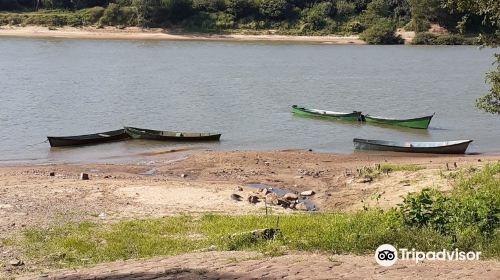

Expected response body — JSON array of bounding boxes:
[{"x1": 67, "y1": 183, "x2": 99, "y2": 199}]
[
  {"x1": 247, "y1": 195, "x2": 260, "y2": 204},
  {"x1": 80, "y1": 173, "x2": 89, "y2": 180},
  {"x1": 300, "y1": 190, "x2": 315, "y2": 196},
  {"x1": 283, "y1": 193, "x2": 298, "y2": 201},
  {"x1": 357, "y1": 177, "x2": 373, "y2": 183},
  {"x1": 49, "y1": 172, "x2": 55, "y2": 176},
  {"x1": 231, "y1": 228, "x2": 280, "y2": 240},
  {"x1": 231, "y1": 193, "x2": 243, "y2": 201},
  {"x1": 295, "y1": 202, "x2": 308, "y2": 211},
  {"x1": 9, "y1": 259, "x2": 24, "y2": 267}
]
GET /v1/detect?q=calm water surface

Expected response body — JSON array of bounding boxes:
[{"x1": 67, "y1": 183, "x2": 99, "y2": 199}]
[{"x1": 0, "y1": 38, "x2": 498, "y2": 163}]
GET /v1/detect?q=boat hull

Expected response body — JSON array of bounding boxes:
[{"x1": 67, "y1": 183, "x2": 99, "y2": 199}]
[
  {"x1": 292, "y1": 105, "x2": 362, "y2": 121},
  {"x1": 363, "y1": 114, "x2": 433, "y2": 129},
  {"x1": 47, "y1": 129, "x2": 131, "y2": 147},
  {"x1": 353, "y1": 138, "x2": 472, "y2": 154},
  {"x1": 125, "y1": 127, "x2": 221, "y2": 141}
]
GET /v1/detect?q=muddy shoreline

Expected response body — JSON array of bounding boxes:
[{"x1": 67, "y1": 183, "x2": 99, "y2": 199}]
[{"x1": 1, "y1": 150, "x2": 499, "y2": 278}]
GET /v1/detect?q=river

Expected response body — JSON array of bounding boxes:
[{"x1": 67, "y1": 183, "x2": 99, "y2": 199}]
[{"x1": 0, "y1": 38, "x2": 498, "y2": 163}]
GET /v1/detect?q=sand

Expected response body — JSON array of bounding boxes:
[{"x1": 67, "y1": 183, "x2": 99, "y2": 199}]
[{"x1": 0, "y1": 25, "x2": 366, "y2": 44}]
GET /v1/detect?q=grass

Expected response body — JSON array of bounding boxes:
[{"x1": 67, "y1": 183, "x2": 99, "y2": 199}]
[
  {"x1": 14, "y1": 163, "x2": 500, "y2": 269},
  {"x1": 357, "y1": 163, "x2": 425, "y2": 179}
]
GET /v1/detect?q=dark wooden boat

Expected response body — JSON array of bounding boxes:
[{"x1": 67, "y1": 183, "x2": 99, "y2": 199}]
[
  {"x1": 363, "y1": 113, "x2": 434, "y2": 129},
  {"x1": 353, "y1": 138, "x2": 473, "y2": 154},
  {"x1": 124, "y1": 126, "x2": 221, "y2": 141},
  {"x1": 292, "y1": 105, "x2": 363, "y2": 122},
  {"x1": 47, "y1": 129, "x2": 130, "y2": 147}
]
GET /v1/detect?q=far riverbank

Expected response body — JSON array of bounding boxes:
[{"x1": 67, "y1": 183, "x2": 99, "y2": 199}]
[{"x1": 0, "y1": 25, "x2": 366, "y2": 44}]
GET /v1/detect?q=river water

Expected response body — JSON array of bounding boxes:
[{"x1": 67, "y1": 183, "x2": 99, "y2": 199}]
[{"x1": 0, "y1": 38, "x2": 498, "y2": 163}]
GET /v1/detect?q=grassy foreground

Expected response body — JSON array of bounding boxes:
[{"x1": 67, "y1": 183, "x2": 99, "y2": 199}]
[{"x1": 9, "y1": 163, "x2": 500, "y2": 269}]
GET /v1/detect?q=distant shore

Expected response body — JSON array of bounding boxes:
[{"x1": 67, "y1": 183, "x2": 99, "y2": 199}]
[{"x1": 0, "y1": 25, "x2": 366, "y2": 44}]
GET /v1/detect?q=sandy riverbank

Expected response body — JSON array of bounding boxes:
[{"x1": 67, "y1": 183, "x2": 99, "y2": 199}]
[
  {"x1": 1, "y1": 150, "x2": 498, "y2": 278},
  {"x1": 0, "y1": 25, "x2": 366, "y2": 44}
]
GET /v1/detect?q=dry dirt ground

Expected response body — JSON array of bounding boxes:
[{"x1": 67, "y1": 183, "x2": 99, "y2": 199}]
[{"x1": 1, "y1": 150, "x2": 499, "y2": 279}]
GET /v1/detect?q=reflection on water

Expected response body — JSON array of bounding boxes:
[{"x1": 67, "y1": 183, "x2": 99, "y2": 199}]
[{"x1": 0, "y1": 38, "x2": 499, "y2": 163}]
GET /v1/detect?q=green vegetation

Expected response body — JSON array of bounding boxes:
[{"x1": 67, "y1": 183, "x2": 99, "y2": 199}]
[
  {"x1": 357, "y1": 163, "x2": 424, "y2": 179},
  {"x1": 444, "y1": 0, "x2": 500, "y2": 114},
  {"x1": 15, "y1": 163, "x2": 500, "y2": 268},
  {"x1": 0, "y1": 0, "x2": 496, "y2": 44},
  {"x1": 412, "y1": 31, "x2": 476, "y2": 45}
]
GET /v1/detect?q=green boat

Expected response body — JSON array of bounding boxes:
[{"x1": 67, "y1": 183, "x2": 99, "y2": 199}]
[
  {"x1": 124, "y1": 126, "x2": 221, "y2": 141},
  {"x1": 292, "y1": 105, "x2": 363, "y2": 121},
  {"x1": 363, "y1": 113, "x2": 434, "y2": 129}
]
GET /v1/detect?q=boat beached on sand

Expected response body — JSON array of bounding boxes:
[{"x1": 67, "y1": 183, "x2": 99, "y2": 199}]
[
  {"x1": 47, "y1": 129, "x2": 131, "y2": 147},
  {"x1": 353, "y1": 138, "x2": 473, "y2": 154},
  {"x1": 292, "y1": 105, "x2": 363, "y2": 122},
  {"x1": 124, "y1": 126, "x2": 221, "y2": 141}
]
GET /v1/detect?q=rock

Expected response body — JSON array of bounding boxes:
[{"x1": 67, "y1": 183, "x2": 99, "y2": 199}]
[
  {"x1": 49, "y1": 172, "x2": 55, "y2": 176},
  {"x1": 9, "y1": 259, "x2": 24, "y2": 266},
  {"x1": 294, "y1": 175, "x2": 304, "y2": 179},
  {"x1": 283, "y1": 193, "x2": 298, "y2": 201},
  {"x1": 247, "y1": 195, "x2": 259, "y2": 204},
  {"x1": 357, "y1": 177, "x2": 373, "y2": 183},
  {"x1": 180, "y1": 173, "x2": 187, "y2": 178},
  {"x1": 230, "y1": 193, "x2": 242, "y2": 201},
  {"x1": 104, "y1": 175, "x2": 111, "y2": 179},
  {"x1": 265, "y1": 193, "x2": 279, "y2": 205},
  {"x1": 277, "y1": 198, "x2": 290, "y2": 208},
  {"x1": 300, "y1": 190, "x2": 315, "y2": 196},
  {"x1": 80, "y1": 173, "x2": 89, "y2": 180},
  {"x1": 260, "y1": 188, "x2": 269, "y2": 195},
  {"x1": 98, "y1": 212, "x2": 106, "y2": 219},
  {"x1": 295, "y1": 202, "x2": 308, "y2": 211},
  {"x1": 235, "y1": 186, "x2": 243, "y2": 191}
]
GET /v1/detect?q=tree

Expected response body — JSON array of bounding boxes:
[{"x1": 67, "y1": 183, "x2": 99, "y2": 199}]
[
  {"x1": 259, "y1": 0, "x2": 289, "y2": 20},
  {"x1": 359, "y1": 18, "x2": 404, "y2": 44},
  {"x1": 408, "y1": 0, "x2": 440, "y2": 32},
  {"x1": 445, "y1": 0, "x2": 500, "y2": 113}
]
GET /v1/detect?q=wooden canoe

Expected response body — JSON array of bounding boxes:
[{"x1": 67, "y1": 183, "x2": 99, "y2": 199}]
[
  {"x1": 47, "y1": 129, "x2": 131, "y2": 147},
  {"x1": 124, "y1": 126, "x2": 221, "y2": 141},
  {"x1": 292, "y1": 105, "x2": 363, "y2": 121},
  {"x1": 353, "y1": 138, "x2": 472, "y2": 154},
  {"x1": 363, "y1": 113, "x2": 434, "y2": 129}
]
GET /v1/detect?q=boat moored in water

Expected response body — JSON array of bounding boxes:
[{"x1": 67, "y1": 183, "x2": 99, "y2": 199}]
[
  {"x1": 363, "y1": 113, "x2": 434, "y2": 129},
  {"x1": 292, "y1": 105, "x2": 363, "y2": 121},
  {"x1": 47, "y1": 129, "x2": 131, "y2": 147},
  {"x1": 124, "y1": 126, "x2": 221, "y2": 141}
]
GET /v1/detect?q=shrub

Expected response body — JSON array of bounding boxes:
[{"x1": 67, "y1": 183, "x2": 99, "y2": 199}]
[
  {"x1": 99, "y1": 3, "x2": 138, "y2": 26},
  {"x1": 359, "y1": 18, "x2": 403, "y2": 44},
  {"x1": 411, "y1": 32, "x2": 437, "y2": 44},
  {"x1": 342, "y1": 20, "x2": 364, "y2": 33},
  {"x1": 399, "y1": 163, "x2": 500, "y2": 237},
  {"x1": 412, "y1": 32, "x2": 477, "y2": 45}
]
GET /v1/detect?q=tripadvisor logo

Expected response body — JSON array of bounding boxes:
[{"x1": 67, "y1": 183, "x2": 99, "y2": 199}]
[{"x1": 374, "y1": 244, "x2": 481, "y2": 267}]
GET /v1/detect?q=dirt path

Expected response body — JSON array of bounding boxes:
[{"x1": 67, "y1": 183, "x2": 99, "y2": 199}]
[{"x1": 17, "y1": 251, "x2": 500, "y2": 280}]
